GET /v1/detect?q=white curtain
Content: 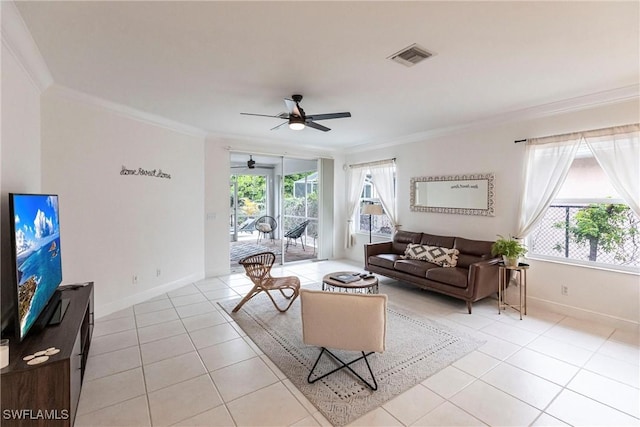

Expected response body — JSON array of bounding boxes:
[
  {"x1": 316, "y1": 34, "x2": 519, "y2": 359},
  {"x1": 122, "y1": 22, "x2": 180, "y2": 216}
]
[
  {"x1": 516, "y1": 133, "x2": 582, "y2": 238},
  {"x1": 345, "y1": 166, "x2": 367, "y2": 248},
  {"x1": 583, "y1": 124, "x2": 640, "y2": 217},
  {"x1": 369, "y1": 161, "x2": 398, "y2": 231}
]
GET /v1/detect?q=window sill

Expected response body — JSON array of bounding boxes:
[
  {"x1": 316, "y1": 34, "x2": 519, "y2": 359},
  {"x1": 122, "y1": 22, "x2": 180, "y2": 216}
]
[{"x1": 526, "y1": 255, "x2": 640, "y2": 276}]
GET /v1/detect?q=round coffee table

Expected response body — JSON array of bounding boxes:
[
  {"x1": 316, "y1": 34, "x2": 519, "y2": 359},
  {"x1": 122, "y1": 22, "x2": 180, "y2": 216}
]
[{"x1": 322, "y1": 271, "x2": 379, "y2": 294}]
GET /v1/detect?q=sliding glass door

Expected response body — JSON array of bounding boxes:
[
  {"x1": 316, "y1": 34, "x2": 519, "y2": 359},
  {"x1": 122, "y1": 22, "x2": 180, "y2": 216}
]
[
  {"x1": 229, "y1": 153, "x2": 320, "y2": 269},
  {"x1": 282, "y1": 158, "x2": 318, "y2": 263}
]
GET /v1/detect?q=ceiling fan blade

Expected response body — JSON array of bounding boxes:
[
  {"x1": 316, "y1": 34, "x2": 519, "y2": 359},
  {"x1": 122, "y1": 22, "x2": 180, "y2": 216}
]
[
  {"x1": 306, "y1": 121, "x2": 331, "y2": 132},
  {"x1": 240, "y1": 112, "x2": 283, "y2": 119},
  {"x1": 270, "y1": 122, "x2": 288, "y2": 131},
  {"x1": 284, "y1": 98, "x2": 302, "y2": 117},
  {"x1": 306, "y1": 112, "x2": 351, "y2": 121}
]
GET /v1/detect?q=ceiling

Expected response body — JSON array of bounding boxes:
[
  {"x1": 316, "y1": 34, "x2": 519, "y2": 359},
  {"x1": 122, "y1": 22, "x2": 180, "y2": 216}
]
[{"x1": 15, "y1": 1, "x2": 639, "y2": 151}]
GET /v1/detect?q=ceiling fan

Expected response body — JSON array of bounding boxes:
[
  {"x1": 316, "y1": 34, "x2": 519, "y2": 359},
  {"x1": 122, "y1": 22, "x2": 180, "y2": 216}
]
[
  {"x1": 241, "y1": 94, "x2": 351, "y2": 132},
  {"x1": 231, "y1": 155, "x2": 256, "y2": 169},
  {"x1": 230, "y1": 155, "x2": 276, "y2": 171}
]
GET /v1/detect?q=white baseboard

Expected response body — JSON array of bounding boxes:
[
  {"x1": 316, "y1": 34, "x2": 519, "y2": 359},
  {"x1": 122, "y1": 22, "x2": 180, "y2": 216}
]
[
  {"x1": 95, "y1": 273, "x2": 205, "y2": 319},
  {"x1": 527, "y1": 296, "x2": 639, "y2": 331}
]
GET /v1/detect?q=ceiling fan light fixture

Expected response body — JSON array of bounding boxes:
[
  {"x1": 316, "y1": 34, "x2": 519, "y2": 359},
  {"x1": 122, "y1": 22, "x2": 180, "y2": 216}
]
[{"x1": 289, "y1": 116, "x2": 305, "y2": 130}]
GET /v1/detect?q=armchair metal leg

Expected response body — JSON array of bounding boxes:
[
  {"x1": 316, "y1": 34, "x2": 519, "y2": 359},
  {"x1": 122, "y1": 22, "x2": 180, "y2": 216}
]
[{"x1": 307, "y1": 347, "x2": 378, "y2": 391}]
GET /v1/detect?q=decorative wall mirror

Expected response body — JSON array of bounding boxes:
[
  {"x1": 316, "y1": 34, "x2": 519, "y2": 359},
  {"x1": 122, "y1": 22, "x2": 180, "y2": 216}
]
[{"x1": 410, "y1": 173, "x2": 495, "y2": 216}]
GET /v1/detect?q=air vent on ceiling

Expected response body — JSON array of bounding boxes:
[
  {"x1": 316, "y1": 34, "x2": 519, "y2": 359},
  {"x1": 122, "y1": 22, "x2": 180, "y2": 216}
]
[{"x1": 387, "y1": 44, "x2": 433, "y2": 67}]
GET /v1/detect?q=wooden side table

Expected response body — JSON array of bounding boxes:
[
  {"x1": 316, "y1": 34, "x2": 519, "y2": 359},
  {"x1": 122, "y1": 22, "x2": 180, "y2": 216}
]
[{"x1": 498, "y1": 263, "x2": 529, "y2": 320}]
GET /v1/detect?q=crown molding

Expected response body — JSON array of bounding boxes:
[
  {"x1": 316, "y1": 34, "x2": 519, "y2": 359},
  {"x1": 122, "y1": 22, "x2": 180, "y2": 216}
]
[
  {"x1": 45, "y1": 85, "x2": 209, "y2": 139},
  {"x1": 345, "y1": 85, "x2": 640, "y2": 154},
  {"x1": 1, "y1": 1, "x2": 53, "y2": 92},
  {"x1": 205, "y1": 131, "x2": 339, "y2": 159}
]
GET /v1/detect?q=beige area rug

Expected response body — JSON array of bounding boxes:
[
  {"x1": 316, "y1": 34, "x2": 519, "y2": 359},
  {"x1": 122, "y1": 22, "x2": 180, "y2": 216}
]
[{"x1": 219, "y1": 288, "x2": 484, "y2": 426}]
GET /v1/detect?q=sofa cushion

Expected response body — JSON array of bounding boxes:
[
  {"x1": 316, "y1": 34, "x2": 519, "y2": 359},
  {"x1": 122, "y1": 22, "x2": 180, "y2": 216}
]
[
  {"x1": 426, "y1": 267, "x2": 468, "y2": 289},
  {"x1": 368, "y1": 254, "x2": 402, "y2": 270},
  {"x1": 420, "y1": 233, "x2": 455, "y2": 249},
  {"x1": 404, "y1": 243, "x2": 460, "y2": 267},
  {"x1": 455, "y1": 254, "x2": 482, "y2": 269},
  {"x1": 394, "y1": 259, "x2": 439, "y2": 277},
  {"x1": 454, "y1": 238, "x2": 494, "y2": 268},
  {"x1": 454, "y1": 237, "x2": 493, "y2": 256},
  {"x1": 391, "y1": 231, "x2": 422, "y2": 254}
]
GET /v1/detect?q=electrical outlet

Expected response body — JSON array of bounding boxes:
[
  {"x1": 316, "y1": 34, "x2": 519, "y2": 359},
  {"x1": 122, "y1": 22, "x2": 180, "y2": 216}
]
[
  {"x1": 156, "y1": 268, "x2": 161, "y2": 277},
  {"x1": 561, "y1": 285, "x2": 569, "y2": 296},
  {"x1": 132, "y1": 275, "x2": 138, "y2": 285}
]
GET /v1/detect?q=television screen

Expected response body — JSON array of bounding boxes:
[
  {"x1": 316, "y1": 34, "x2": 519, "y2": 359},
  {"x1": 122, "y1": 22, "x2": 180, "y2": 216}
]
[{"x1": 9, "y1": 194, "x2": 63, "y2": 341}]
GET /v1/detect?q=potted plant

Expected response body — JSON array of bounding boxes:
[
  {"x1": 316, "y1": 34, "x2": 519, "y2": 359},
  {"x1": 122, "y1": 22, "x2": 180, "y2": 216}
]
[{"x1": 491, "y1": 235, "x2": 527, "y2": 267}]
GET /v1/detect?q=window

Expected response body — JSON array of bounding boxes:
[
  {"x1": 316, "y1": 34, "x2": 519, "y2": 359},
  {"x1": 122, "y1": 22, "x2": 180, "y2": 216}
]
[
  {"x1": 357, "y1": 173, "x2": 394, "y2": 236},
  {"x1": 528, "y1": 142, "x2": 639, "y2": 270},
  {"x1": 345, "y1": 159, "x2": 397, "y2": 246}
]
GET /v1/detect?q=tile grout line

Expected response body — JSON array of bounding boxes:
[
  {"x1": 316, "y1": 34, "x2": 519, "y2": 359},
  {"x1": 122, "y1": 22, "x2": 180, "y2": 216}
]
[
  {"x1": 80, "y1": 262, "x2": 640, "y2": 426},
  {"x1": 168, "y1": 282, "x2": 234, "y2": 427},
  {"x1": 133, "y1": 293, "x2": 154, "y2": 427}
]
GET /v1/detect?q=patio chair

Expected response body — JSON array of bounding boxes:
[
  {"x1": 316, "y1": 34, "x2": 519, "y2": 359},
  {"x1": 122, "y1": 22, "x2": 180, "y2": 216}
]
[
  {"x1": 233, "y1": 252, "x2": 300, "y2": 313},
  {"x1": 238, "y1": 217, "x2": 257, "y2": 234},
  {"x1": 284, "y1": 219, "x2": 310, "y2": 251},
  {"x1": 255, "y1": 215, "x2": 277, "y2": 244},
  {"x1": 300, "y1": 289, "x2": 387, "y2": 390}
]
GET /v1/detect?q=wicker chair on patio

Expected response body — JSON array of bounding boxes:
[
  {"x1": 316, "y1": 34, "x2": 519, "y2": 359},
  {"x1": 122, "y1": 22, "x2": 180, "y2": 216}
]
[
  {"x1": 255, "y1": 215, "x2": 277, "y2": 244},
  {"x1": 233, "y1": 251, "x2": 300, "y2": 313},
  {"x1": 284, "y1": 219, "x2": 310, "y2": 251}
]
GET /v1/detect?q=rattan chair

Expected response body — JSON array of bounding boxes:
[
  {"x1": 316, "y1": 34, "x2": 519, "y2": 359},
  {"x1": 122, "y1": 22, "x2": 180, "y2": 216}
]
[
  {"x1": 300, "y1": 289, "x2": 387, "y2": 390},
  {"x1": 233, "y1": 252, "x2": 300, "y2": 313}
]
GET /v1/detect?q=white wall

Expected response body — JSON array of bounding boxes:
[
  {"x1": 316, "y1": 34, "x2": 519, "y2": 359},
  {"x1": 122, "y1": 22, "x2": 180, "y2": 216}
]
[
  {"x1": 204, "y1": 139, "x2": 232, "y2": 277},
  {"x1": 1, "y1": 42, "x2": 43, "y2": 329},
  {"x1": 342, "y1": 100, "x2": 639, "y2": 326},
  {"x1": 0, "y1": 44, "x2": 42, "y2": 193},
  {"x1": 40, "y1": 93, "x2": 206, "y2": 317}
]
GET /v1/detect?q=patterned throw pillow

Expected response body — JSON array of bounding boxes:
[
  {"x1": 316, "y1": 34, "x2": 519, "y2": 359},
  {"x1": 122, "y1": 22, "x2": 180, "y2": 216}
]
[{"x1": 404, "y1": 243, "x2": 459, "y2": 267}]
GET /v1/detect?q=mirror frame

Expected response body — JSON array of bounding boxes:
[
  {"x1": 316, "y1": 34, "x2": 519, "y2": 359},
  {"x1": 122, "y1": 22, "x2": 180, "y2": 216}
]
[{"x1": 410, "y1": 173, "x2": 495, "y2": 216}]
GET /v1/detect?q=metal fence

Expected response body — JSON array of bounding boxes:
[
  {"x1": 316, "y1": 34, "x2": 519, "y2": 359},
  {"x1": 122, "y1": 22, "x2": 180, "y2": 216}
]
[
  {"x1": 359, "y1": 213, "x2": 393, "y2": 235},
  {"x1": 529, "y1": 204, "x2": 640, "y2": 267}
]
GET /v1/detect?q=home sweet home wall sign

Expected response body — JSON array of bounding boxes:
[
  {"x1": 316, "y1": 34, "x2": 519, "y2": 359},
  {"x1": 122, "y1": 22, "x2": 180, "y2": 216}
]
[{"x1": 120, "y1": 165, "x2": 172, "y2": 179}]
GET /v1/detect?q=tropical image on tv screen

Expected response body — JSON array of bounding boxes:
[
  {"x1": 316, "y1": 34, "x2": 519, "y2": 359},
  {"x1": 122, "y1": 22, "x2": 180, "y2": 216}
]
[{"x1": 12, "y1": 194, "x2": 62, "y2": 339}]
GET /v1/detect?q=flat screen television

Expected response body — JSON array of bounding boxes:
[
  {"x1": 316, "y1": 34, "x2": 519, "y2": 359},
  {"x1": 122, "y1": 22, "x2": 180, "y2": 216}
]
[{"x1": 8, "y1": 193, "x2": 64, "y2": 341}]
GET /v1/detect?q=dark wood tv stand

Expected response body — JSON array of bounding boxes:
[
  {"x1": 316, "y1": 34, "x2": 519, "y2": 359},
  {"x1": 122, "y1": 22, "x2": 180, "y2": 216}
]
[{"x1": 1, "y1": 282, "x2": 94, "y2": 427}]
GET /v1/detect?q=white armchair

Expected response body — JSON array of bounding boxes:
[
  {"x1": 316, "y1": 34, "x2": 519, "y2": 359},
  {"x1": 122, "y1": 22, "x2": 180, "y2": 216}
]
[{"x1": 300, "y1": 289, "x2": 387, "y2": 390}]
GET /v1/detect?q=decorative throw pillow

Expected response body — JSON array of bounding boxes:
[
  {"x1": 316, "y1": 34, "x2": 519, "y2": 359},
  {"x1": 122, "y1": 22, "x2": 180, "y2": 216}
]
[
  {"x1": 257, "y1": 223, "x2": 272, "y2": 233},
  {"x1": 404, "y1": 243, "x2": 459, "y2": 267}
]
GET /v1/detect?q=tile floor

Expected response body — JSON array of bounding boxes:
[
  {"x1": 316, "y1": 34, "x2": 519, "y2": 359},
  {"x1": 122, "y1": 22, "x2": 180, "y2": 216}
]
[{"x1": 75, "y1": 259, "x2": 640, "y2": 426}]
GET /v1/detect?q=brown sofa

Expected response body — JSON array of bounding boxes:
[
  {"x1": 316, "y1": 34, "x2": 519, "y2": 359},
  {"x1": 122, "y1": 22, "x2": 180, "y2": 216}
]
[{"x1": 364, "y1": 231, "x2": 500, "y2": 313}]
